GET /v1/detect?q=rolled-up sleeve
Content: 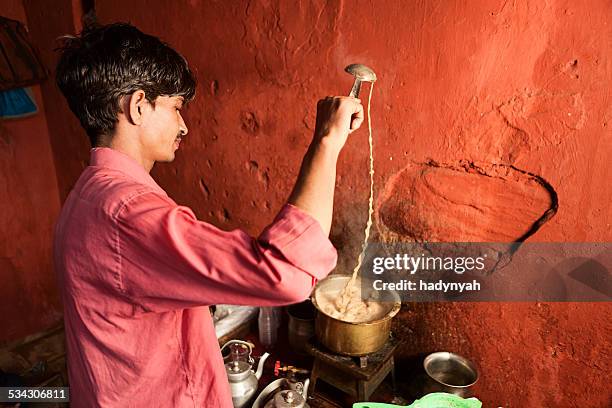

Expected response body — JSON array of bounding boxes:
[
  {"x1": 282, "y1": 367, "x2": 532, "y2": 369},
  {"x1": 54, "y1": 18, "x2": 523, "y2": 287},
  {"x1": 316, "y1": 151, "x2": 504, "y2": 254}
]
[{"x1": 114, "y1": 191, "x2": 337, "y2": 312}]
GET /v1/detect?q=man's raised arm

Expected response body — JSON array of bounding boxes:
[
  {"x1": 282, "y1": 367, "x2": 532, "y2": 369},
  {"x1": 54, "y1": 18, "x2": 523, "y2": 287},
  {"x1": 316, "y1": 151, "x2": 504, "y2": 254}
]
[{"x1": 288, "y1": 96, "x2": 364, "y2": 235}]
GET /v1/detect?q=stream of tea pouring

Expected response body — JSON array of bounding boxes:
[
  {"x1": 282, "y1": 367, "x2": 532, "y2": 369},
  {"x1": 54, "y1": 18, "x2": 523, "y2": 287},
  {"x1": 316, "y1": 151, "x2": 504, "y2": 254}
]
[{"x1": 325, "y1": 64, "x2": 383, "y2": 322}]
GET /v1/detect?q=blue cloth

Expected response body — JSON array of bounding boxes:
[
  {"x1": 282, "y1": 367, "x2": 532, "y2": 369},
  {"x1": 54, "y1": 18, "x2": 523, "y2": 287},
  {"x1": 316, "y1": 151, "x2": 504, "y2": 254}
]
[{"x1": 0, "y1": 87, "x2": 37, "y2": 118}]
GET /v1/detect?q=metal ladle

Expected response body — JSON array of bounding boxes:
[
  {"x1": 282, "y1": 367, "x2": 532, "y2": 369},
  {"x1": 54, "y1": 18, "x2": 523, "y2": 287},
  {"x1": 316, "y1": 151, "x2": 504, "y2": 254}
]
[{"x1": 345, "y1": 63, "x2": 377, "y2": 98}]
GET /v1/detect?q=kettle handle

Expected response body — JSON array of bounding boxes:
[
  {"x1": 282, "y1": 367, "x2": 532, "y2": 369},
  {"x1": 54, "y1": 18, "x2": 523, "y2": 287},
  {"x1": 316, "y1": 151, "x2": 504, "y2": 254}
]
[
  {"x1": 220, "y1": 339, "x2": 253, "y2": 356},
  {"x1": 251, "y1": 378, "x2": 285, "y2": 408}
]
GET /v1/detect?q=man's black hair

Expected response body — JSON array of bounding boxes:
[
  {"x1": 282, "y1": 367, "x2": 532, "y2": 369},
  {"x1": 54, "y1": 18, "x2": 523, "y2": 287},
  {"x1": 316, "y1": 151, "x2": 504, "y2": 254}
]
[{"x1": 55, "y1": 23, "x2": 196, "y2": 146}]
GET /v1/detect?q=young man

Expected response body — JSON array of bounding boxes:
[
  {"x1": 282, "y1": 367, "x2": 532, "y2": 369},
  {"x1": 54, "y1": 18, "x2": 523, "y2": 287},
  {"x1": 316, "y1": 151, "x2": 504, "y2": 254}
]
[{"x1": 54, "y1": 23, "x2": 363, "y2": 407}]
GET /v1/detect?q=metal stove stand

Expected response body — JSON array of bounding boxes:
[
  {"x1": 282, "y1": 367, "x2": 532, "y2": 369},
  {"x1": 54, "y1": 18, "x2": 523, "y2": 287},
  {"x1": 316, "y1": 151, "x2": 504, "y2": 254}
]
[{"x1": 305, "y1": 336, "x2": 399, "y2": 402}]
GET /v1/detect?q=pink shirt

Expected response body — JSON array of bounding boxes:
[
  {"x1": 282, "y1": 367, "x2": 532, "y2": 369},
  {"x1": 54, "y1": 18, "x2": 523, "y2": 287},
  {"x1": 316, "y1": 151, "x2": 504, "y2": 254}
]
[{"x1": 53, "y1": 147, "x2": 337, "y2": 407}]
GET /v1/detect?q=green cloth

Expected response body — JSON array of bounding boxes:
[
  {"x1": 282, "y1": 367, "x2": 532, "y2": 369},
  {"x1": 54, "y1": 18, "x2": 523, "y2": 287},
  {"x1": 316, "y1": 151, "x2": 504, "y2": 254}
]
[{"x1": 353, "y1": 392, "x2": 482, "y2": 408}]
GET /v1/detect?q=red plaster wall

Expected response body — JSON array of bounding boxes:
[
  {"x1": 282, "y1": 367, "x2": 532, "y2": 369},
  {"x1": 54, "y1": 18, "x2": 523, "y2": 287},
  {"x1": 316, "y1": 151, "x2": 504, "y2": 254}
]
[
  {"x1": 0, "y1": 0, "x2": 63, "y2": 343},
  {"x1": 22, "y1": 0, "x2": 91, "y2": 202},
  {"x1": 22, "y1": 0, "x2": 610, "y2": 405}
]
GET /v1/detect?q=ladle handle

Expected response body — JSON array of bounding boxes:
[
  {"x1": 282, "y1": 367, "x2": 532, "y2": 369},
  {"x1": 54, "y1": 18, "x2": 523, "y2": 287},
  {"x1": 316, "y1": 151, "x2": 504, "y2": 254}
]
[{"x1": 349, "y1": 79, "x2": 362, "y2": 98}]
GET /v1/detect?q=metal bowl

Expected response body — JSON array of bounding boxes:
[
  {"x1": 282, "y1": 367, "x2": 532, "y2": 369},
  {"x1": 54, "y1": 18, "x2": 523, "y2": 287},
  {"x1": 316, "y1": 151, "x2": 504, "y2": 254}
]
[
  {"x1": 311, "y1": 274, "x2": 401, "y2": 356},
  {"x1": 423, "y1": 352, "x2": 478, "y2": 396}
]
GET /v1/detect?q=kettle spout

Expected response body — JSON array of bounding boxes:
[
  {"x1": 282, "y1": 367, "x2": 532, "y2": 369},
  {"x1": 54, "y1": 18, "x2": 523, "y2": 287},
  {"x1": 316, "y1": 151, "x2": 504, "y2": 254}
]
[
  {"x1": 302, "y1": 378, "x2": 310, "y2": 400},
  {"x1": 254, "y1": 352, "x2": 270, "y2": 380}
]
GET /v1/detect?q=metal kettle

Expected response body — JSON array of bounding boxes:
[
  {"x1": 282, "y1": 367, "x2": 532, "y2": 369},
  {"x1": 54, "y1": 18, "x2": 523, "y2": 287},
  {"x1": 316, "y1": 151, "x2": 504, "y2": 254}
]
[
  {"x1": 222, "y1": 340, "x2": 270, "y2": 408},
  {"x1": 264, "y1": 389, "x2": 308, "y2": 408},
  {"x1": 252, "y1": 378, "x2": 310, "y2": 408}
]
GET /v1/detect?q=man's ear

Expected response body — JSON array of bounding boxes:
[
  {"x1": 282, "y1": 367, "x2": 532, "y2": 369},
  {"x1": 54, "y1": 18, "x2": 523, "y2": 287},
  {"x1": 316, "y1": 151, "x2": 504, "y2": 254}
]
[{"x1": 126, "y1": 90, "x2": 147, "y2": 125}]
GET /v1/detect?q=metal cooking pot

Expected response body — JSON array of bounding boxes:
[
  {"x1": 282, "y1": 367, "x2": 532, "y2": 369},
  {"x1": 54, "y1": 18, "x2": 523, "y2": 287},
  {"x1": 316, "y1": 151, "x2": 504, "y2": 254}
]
[
  {"x1": 311, "y1": 274, "x2": 401, "y2": 356},
  {"x1": 287, "y1": 300, "x2": 316, "y2": 355},
  {"x1": 423, "y1": 352, "x2": 478, "y2": 397}
]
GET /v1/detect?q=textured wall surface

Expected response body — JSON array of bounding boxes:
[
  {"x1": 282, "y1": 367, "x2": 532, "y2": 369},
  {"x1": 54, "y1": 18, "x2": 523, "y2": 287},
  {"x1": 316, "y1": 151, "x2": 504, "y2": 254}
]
[
  {"x1": 14, "y1": 0, "x2": 611, "y2": 405},
  {"x1": 92, "y1": 1, "x2": 611, "y2": 406},
  {"x1": 0, "y1": 0, "x2": 63, "y2": 343},
  {"x1": 23, "y1": 0, "x2": 90, "y2": 202}
]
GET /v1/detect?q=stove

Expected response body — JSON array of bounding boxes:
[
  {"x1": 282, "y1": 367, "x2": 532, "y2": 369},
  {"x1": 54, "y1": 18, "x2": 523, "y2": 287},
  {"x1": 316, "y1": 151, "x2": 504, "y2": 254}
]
[{"x1": 305, "y1": 336, "x2": 400, "y2": 402}]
